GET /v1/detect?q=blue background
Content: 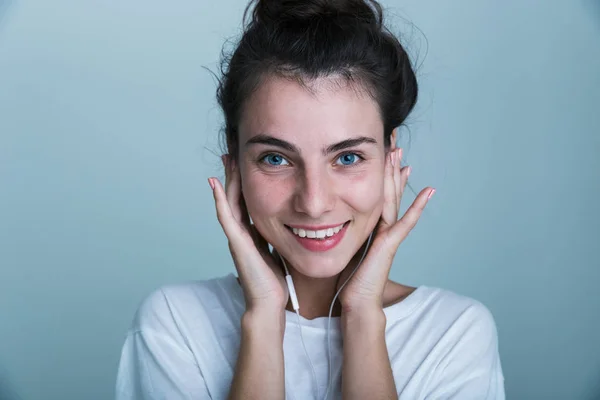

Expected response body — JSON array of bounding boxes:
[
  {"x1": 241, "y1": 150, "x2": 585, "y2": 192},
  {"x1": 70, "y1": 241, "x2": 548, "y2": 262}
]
[{"x1": 1, "y1": 0, "x2": 599, "y2": 399}]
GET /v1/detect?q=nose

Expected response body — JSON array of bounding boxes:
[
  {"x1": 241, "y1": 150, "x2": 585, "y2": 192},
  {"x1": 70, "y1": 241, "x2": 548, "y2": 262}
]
[{"x1": 293, "y1": 166, "x2": 335, "y2": 219}]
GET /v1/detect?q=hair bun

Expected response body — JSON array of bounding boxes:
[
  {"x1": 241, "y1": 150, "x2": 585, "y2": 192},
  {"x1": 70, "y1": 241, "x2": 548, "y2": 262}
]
[{"x1": 249, "y1": 0, "x2": 382, "y2": 26}]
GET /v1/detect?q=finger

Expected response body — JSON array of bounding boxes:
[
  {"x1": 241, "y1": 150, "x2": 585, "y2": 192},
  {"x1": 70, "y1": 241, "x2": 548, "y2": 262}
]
[
  {"x1": 226, "y1": 156, "x2": 251, "y2": 227},
  {"x1": 223, "y1": 155, "x2": 235, "y2": 211},
  {"x1": 388, "y1": 187, "x2": 435, "y2": 247},
  {"x1": 390, "y1": 127, "x2": 398, "y2": 150},
  {"x1": 223, "y1": 155, "x2": 251, "y2": 226},
  {"x1": 238, "y1": 189, "x2": 252, "y2": 228},
  {"x1": 380, "y1": 150, "x2": 397, "y2": 228},
  {"x1": 211, "y1": 177, "x2": 279, "y2": 284},
  {"x1": 210, "y1": 177, "x2": 248, "y2": 249},
  {"x1": 393, "y1": 148, "x2": 402, "y2": 213},
  {"x1": 250, "y1": 224, "x2": 270, "y2": 254},
  {"x1": 223, "y1": 155, "x2": 238, "y2": 219},
  {"x1": 402, "y1": 165, "x2": 411, "y2": 192},
  {"x1": 400, "y1": 165, "x2": 410, "y2": 205}
]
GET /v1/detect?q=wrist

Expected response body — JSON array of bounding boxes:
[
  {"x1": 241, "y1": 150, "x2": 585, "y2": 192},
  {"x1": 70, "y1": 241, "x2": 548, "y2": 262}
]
[
  {"x1": 242, "y1": 308, "x2": 286, "y2": 340},
  {"x1": 341, "y1": 305, "x2": 386, "y2": 333},
  {"x1": 340, "y1": 296, "x2": 382, "y2": 316}
]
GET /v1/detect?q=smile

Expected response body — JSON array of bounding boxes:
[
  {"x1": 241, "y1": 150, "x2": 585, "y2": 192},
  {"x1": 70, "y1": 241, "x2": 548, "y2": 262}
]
[
  {"x1": 285, "y1": 222, "x2": 350, "y2": 252},
  {"x1": 289, "y1": 222, "x2": 346, "y2": 239}
]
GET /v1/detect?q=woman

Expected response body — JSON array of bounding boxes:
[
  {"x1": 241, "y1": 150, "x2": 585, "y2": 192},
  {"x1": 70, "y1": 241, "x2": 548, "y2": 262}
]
[{"x1": 116, "y1": 0, "x2": 505, "y2": 399}]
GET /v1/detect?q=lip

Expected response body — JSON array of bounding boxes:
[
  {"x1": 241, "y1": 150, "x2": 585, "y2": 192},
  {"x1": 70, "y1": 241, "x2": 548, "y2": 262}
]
[
  {"x1": 285, "y1": 222, "x2": 348, "y2": 230},
  {"x1": 286, "y1": 221, "x2": 350, "y2": 252}
]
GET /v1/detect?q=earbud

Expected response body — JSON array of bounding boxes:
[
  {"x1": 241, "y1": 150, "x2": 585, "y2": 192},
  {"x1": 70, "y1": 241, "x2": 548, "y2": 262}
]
[
  {"x1": 280, "y1": 256, "x2": 300, "y2": 311},
  {"x1": 285, "y1": 274, "x2": 300, "y2": 311}
]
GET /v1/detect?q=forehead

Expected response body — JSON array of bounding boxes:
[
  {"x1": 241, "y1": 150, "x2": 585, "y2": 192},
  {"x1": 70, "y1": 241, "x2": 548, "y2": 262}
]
[{"x1": 239, "y1": 75, "x2": 384, "y2": 148}]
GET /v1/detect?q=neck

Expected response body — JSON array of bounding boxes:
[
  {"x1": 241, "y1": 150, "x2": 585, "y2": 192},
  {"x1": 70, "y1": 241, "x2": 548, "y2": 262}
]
[
  {"x1": 284, "y1": 269, "x2": 342, "y2": 319},
  {"x1": 278, "y1": 235, "x2": 372, "y2": 319}
]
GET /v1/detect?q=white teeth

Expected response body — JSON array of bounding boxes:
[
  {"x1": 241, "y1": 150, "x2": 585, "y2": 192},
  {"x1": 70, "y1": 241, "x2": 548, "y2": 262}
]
[
  {"x1": 292, "y1": 228, "x2": 307, "y2": 237},
  {"x1": 289, "y1": 223, "x2": 346, "y2": 240}
]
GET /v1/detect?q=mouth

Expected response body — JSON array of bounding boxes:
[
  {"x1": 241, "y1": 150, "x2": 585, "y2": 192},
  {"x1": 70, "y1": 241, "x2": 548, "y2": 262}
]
[
  {"x1": 284, "y1": 221, "x2": 350, "y2": 252},
  {"x1": 284, "y1": 221, "x2": 349, "y2": 239}
]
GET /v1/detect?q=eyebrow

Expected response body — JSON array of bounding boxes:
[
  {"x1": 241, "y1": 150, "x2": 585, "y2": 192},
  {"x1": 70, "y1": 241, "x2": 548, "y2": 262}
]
[{"x1": 245, "y1": 134, "x2": 378, "y2": 155}]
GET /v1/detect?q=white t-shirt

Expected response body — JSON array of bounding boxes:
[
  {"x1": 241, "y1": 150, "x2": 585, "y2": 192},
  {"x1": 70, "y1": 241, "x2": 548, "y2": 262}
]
[{"x1": 116, "y1": 274, "x2": 505, "y2": 399}]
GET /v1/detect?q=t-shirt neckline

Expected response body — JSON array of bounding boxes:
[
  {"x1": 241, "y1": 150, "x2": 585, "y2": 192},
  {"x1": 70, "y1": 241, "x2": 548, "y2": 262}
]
[{"x1": 224, "y1": 273, "x2": 431, "y2": 330}]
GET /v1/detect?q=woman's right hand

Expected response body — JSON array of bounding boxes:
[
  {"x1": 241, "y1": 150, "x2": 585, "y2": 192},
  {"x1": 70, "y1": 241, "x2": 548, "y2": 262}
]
[{"x1": 208, "y1": 155, "x2": 289, "y2": 314}]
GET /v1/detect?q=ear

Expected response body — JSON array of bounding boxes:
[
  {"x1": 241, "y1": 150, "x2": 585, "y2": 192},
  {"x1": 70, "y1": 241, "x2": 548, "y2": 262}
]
[{"x1": 390, "y1": 128, "x2": 398, "y2": 150}]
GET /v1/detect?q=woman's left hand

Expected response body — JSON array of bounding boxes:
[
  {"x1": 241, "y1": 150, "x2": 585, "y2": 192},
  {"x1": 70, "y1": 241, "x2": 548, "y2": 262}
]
[{"x1": 337, "y1": 143, "x2": 435, "y2": 314}]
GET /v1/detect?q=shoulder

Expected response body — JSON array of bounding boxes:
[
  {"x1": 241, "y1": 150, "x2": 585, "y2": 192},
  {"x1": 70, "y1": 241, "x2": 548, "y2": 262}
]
[
  {"x1": 416, "y1": 287, "x2": 505, "y2": 396},
  {"x1": 386, "y1": 285, "x2": 504, "y2": 395},
  {"x1": 387, "y1": 281, "x2": 500, "y2": 352},
  {"x1": 426, "y1": 286, "x2": 498, "y2": 334},
  {"x1": 412, "y1": 286, "x2": 502, "y2": 372},
  {"x1": 416, "y1": 285, "x2": 499, "y2": 341},
  {"x1": 388, "y1": 280, "x2": 497, "y2": 330},
  {"x1": 117, "y1": 277, "x2": 238, "y2": 399},
  {"x1": 389, "y1": 278, "x2": 496, "y2": 313},
  {"x1": 130, "y1": 274, "x2": 239, "y2": 333}
]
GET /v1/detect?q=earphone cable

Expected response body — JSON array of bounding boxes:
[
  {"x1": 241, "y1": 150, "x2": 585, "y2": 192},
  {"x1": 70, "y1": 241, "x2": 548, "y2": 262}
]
[
  {"x1": 281, "y1": 256, "x2": 320, "y2": 400},
  {"x1": 278, "y1": 230, "x2": 374, "y2": 400},
  {"x1": 323, "y1": 231, "x2": 373, "y2": 400},
  {"x1": 295, "y1": 311, "x2": 320, "y2": 400}
]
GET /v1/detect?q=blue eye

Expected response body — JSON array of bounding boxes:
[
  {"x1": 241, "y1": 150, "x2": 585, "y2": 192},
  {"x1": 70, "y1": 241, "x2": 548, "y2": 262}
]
[
  {"x1": 336, "y1": 153, "x2": 361, "y2": 166},
  {"x1": 262, "y1": 153, "x2": 289, "y2": 166}
]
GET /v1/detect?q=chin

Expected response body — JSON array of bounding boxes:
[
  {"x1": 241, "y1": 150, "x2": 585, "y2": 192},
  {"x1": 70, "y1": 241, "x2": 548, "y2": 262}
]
[
  {"x1": 288, "y1": 257, "x2": 346, "y2": 279},
  {"x1": 282, "y1": 245, "x2": 357, "y2": 278}
]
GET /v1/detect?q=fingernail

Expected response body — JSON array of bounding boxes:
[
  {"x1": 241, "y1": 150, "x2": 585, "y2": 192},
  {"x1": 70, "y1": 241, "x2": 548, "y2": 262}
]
[
  {"x1": 390, "y1": 151, "x2": 395, "y2": 167},
  {"x1": 428, "y1": 188, "x2": 436, "y2": 199},
  {"x1": 397, "y1": 148, "x2": 402, "y2": 165},
  {"x1": 208, "y1": 178, "x2": 215, "y2": 190},
  {"x1": 407, "y1": 166, "x2": 412, "y2": 177}
]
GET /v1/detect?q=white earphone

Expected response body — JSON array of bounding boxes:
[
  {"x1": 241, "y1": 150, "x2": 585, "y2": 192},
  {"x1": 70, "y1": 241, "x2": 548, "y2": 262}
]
[{"x1": 278, "y1": 230, "x2": 374, "y2": 400}]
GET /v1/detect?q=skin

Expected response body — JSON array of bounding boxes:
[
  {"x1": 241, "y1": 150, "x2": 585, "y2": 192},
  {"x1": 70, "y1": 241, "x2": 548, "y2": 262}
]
[{"x1": 209, "y1": 74, "x2": 435, "y2": 400}]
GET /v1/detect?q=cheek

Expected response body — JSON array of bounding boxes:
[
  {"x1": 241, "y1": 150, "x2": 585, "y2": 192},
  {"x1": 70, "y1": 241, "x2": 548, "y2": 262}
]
[
  {"x1": 241, "y1": 173, "x2": 290, "y2": 219},
  {"x1": 341, "y1": 170, "x2": 385, "y2": 213}
]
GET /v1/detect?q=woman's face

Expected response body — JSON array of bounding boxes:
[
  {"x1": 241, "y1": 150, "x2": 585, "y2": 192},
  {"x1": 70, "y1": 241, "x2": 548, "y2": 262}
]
[{"x1": 238, "y1": 75, "x2": 387, "y2": 278}]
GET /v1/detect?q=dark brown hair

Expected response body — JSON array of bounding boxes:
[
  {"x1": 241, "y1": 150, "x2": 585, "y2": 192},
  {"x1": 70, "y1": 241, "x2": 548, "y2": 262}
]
[{"x1": 216, "y1": 0, "x2": 418, "y2": 160}]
